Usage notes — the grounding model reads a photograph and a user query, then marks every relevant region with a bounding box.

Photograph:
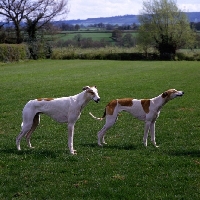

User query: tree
[73,34,82,47]
[0,0,29,43]
[0,0,69,43]
[112,29,122,42]
[138,0,196,60]
[121,33,136,47]
[137,24,155,56]
[24,0,69,40]
[74,24,80,31]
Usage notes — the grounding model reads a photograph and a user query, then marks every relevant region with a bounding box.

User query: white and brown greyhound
[16,86,100,154]
[89,89,184,147]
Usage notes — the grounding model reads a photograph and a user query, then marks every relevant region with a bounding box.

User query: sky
[66,0,200,20]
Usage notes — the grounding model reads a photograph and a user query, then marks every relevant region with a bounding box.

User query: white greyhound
[16,86,100,154]
[89,89,184,147]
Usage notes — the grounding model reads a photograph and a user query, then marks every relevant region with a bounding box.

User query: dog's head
[83,86,100,103]
[162,89,184,100]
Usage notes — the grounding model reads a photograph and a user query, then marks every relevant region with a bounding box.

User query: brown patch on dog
[83,86,97,91]
[37,98,54,101]
[162,92,168,98]
[105,98,133,115]
[118,98,133,107]
[106,100,117,115]
[162,89,176,98]
[141,99,150,113]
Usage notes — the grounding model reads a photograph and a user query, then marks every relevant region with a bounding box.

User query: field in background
[54,30,138,42]
[58,31,113,42]
[0,60,200,199]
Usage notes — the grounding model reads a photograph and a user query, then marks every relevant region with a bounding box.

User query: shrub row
[0,44,28,62]
[51,48,159,60]
[0,42,52,62]
[51,49,200,61]
[1,44,200,62]
[175,52,200,61]
[78,52,159,60]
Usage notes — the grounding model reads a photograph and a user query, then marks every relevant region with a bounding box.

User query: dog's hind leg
[26,113,40,149]
[97,126,108,146]
[16,122,33,150]
[16,110,36,150]
[98,115,117,146]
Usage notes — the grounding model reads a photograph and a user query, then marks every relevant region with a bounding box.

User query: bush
[52,47,200,61]
[175,52,186,61]
[27,41,52,60]
[0,44,27,62]
[51,47,159,61]
[175,51,200,61]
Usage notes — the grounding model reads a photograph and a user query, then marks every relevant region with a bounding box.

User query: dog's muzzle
[94,98,100,103]
[177,91,184,97]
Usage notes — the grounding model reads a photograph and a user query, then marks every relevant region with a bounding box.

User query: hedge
[0,44,28,62]
[51,51,160,61]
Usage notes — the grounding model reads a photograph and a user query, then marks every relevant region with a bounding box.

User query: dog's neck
[151,94,170,112]
[72,90,92,110]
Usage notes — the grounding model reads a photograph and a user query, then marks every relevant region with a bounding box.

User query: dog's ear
[162,91,168,98]
[82,86,90,91]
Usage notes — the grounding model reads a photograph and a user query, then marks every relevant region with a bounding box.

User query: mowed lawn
[0,60,200,199]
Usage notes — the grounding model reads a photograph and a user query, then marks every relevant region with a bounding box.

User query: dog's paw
[143,142,147,147]
[70,150,77,155]
[152,141,159,148]
[103,142,107,145]
[17,146,21,151]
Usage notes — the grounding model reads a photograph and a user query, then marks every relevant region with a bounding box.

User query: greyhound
[16,86,100,154]
[89,89,184,147]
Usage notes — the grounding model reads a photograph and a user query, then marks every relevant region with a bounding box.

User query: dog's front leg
[150,122,159,148]
[143,121,151,147]
[67,123,76,155]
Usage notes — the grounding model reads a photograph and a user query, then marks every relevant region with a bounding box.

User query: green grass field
[63,32,113,41]
[56,31,113,43]
[0,60,200,199]
[56,31,138,42]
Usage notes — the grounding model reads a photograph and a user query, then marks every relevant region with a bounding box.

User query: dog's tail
[89,109,106,121]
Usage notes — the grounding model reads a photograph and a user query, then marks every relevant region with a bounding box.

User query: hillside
[61,12,200,25]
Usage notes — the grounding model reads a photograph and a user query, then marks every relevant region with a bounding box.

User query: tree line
[59,21,200,32]
[59,22,139,31]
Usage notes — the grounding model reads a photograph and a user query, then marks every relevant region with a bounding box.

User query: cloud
[177,3,200,12]
[67,0,142,20]
[67,0,200,20]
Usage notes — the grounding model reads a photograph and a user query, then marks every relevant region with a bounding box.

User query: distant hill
[60,12,200,25]
[62,15,139,26]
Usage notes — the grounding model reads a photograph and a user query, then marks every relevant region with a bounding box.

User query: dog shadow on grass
[81,143,137,151]
[0,148,62,159]
[166,149,200,158]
